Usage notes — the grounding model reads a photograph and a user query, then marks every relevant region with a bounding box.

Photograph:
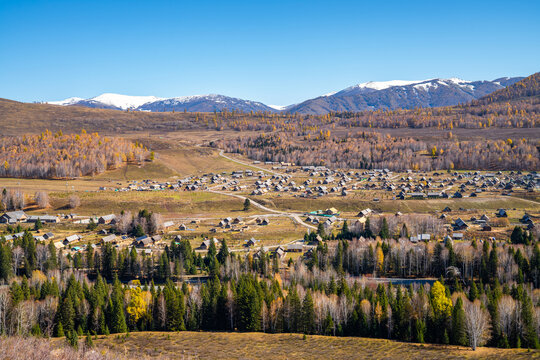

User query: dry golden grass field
[86,331,539,360]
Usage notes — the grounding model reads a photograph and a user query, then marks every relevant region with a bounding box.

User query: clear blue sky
[1,0,539,106]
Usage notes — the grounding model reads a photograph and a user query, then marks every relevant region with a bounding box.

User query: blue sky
[0,0,539,106]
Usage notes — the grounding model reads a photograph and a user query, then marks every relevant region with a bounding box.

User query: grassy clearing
[44,190,251,217]
[157,146,257,176]
[91,161,179,181]
[88,331,538,360]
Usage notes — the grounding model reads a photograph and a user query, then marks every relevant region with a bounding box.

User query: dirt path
[206,188,316,231]
[218,150,285,176]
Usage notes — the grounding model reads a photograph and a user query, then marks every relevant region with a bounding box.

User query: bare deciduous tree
[149,213,164,234]
[497,295,517,339]
[12,246,24,277]
[68,195,81,209]
[38,296,58,337]
[34,191,49,209]
[465,300,491,350]
[116,211,132,234]
[0,289,10,335]
[36,244,49,272]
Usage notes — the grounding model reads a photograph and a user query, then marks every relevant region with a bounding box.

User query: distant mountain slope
[42,75,526,115]
[286,77,524,114]
[475,73,540,105]
[48,93,275,113]
[137,94,275,112]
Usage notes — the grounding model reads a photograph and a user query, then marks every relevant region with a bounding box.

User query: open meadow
[84,331,539,360]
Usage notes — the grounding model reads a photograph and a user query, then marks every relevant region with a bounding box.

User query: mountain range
[46,76,523,115]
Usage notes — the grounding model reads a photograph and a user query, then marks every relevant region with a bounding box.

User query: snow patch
[355,79,425,90]
[88,93,164,109]
[48,97,84,106]
[268,104,287,111]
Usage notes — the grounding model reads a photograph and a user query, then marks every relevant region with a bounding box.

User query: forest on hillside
[475,73,540,105]
[218,131,540,171]
[0,130,150,179]
[0,226,539,351]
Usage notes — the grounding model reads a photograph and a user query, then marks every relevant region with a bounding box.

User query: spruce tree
[110,277,127,333]
[57,322,64,337]
[379,218,389,239]
[85,331,94,348]
[217,239,230,264]
[469,281,478,301]
[451,297,467,346]
[33,218,43,231]
[243,198,251,211]
[302,291,315,334]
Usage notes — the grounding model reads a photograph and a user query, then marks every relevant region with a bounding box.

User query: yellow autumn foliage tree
[430,281,452,320]
[376,247,384,273]
[126,285,147,324]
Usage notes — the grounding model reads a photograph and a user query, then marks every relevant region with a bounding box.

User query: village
[1,159,538,268]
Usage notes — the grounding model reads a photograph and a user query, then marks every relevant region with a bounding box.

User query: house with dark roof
[27,215,59,223]
[0,211,27,224]
[453,218,469,230]
[496,209,508,218]
[101,234,117,244]
[98,214,116,224]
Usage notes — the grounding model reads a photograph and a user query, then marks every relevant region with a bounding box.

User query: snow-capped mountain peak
[355,79,427,91]
[286,76,524,114]
[44,75,523,115]
[87,93,164,110]
[48,97,84,106]
[46,93,276,113]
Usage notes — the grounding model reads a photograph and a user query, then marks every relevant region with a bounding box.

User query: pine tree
[236,275,261,332]
[451,297,467,346]
[317,222,325,237]
[341,220,350,239]
[59,297,75,334]
[110,277,127,333]
[66,330,78,348]
[56,322,64,337]
[364,218,373,238]
[469,281,478,301]
[511,226,524,244]
[521,290,539,349]
[217,239,230,264]
[302,291,315,334]
[323,311,334,335]
[33,218,43,231]
[243,198,251,211]
[0,244,11,281]
[379,218,389,239]
[85,331,94,348]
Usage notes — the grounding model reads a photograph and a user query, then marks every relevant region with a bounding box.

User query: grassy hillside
[0,98,201,135]
[88,331,538,360]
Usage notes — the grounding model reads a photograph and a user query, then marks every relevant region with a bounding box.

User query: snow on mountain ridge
[48,97,84,106]
[88,93,164,110]
[355,79,426,91]
[337,78,478,94]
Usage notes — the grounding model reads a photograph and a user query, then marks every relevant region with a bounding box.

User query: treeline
[0,250,538,351]
[0,130,150,179]
[0,228,208,283]
[307,235,540,287]
[218,131,540,171]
